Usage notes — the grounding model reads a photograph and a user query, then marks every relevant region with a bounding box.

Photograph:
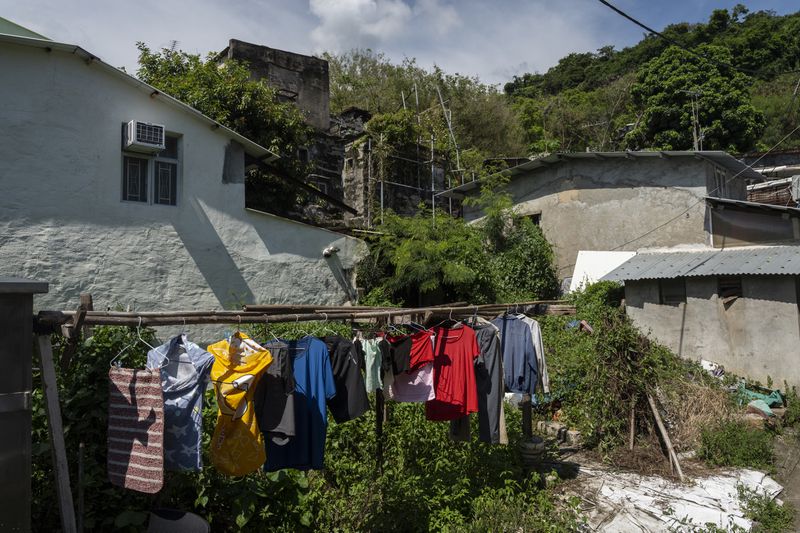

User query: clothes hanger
[261,315,282,344]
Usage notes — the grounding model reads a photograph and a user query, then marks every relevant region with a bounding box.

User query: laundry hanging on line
[106,310,551,491]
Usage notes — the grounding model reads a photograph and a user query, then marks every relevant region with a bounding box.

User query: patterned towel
[107,367,164,493]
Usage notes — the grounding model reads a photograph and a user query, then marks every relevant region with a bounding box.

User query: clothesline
[34,301,576,328]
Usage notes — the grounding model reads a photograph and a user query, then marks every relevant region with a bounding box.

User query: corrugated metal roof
[439,150,764,198]
[602,246,800,281]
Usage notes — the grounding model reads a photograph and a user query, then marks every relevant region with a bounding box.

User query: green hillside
[505,5,800,153]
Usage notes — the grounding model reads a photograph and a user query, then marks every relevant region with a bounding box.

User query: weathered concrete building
[441,151,763,279]
[603,245,800,387]
[342,140,448,226]
[220,39,330,131]
[0,29,365,325]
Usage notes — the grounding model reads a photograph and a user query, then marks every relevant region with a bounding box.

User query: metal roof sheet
[602,246,800,281]
[439,150,764,198]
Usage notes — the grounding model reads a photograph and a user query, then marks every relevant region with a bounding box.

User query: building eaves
[705,196,800,215]
[602,246,800,281]
[0,32,277,162]
[438,151,764,199]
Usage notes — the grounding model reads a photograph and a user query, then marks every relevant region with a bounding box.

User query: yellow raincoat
[207,333,272,476]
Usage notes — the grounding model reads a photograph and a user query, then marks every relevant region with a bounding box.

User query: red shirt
[425,326,480,421]
[386,330,435,371]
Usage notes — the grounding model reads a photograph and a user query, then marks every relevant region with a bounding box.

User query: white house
[0,27,366,319]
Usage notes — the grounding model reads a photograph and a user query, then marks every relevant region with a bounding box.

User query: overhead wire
[554,123,800,274]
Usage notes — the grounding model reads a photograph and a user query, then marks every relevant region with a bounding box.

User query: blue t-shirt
[265,336,336,471]
[147,335,214,471]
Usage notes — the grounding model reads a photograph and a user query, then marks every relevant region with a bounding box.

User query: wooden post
[629,400,636,451]
[0,277,48,532]
[521,393,532,438]
[38,335,77,532]
[79,293,93,338]
[375,389,385,475]
[647,393,684,482]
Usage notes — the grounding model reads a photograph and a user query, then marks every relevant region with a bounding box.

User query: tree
[625,44,765,152]
[325,49,527,158]
[135,44,318,219]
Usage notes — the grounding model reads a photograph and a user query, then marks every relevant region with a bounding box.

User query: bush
[738,484,796,532]
[700,421,775,471]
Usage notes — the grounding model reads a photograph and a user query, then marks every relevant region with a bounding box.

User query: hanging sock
[207,333,273,476]
[107,367,164,493]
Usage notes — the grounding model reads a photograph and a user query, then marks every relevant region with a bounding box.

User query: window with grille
[122,132,180,205]
[122,156,148,202]
[659,278,686,306]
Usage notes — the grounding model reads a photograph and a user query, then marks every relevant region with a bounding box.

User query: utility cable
[594,0,800,77]
[608,124,800,252]
[554,124,800,274]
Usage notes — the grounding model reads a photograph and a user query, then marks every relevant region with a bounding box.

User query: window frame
[120,132,181,206]
[718,276,743,306]
[659,278,686,306]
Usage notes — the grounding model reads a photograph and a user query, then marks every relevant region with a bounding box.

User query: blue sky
[1,1,797,85]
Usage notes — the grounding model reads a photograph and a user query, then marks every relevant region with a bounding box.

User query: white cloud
[309,0,413,51]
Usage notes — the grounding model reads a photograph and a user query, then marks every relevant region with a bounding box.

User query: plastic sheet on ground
[574,466,783,531]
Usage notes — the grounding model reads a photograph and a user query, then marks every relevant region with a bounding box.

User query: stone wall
[625,276,800,387]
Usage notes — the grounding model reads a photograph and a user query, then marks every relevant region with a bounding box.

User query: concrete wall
[625,276,800,387]
[225,39,330,131]
[462,157,743,277]
[0,40,366,332]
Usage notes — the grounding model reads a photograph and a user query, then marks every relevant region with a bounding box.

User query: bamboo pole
[647,393,684,482]
[36,302,576,328]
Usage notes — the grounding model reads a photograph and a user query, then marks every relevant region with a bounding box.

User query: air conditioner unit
[125,120,166,153]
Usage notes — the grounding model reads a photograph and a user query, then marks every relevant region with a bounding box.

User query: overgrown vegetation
[699,421,775,471]
[738,484,796,533]
[135,44,339,224]
[32,325,581,531]
[356,173,558,306]
[505,6,800,153]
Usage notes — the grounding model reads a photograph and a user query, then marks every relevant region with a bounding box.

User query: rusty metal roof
[602,246,800,281]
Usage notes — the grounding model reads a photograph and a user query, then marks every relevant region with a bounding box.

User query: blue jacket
[491,315,538,395]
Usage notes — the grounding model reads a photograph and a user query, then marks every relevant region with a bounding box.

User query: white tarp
[576,467,783,532]
[569,251,636,293]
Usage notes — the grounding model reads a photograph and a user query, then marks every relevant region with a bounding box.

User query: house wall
[462,157,742,277]
[0,41,366,333]
[625,276,800,387]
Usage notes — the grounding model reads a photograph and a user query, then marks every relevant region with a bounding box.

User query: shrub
[738,484,796,532]
[699,421,774,471]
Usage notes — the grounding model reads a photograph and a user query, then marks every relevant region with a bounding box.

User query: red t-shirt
[386,330,435,371]
[425,326,480,421]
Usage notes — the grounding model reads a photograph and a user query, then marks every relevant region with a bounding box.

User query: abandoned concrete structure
[220,39,330,131]
[441,151,763,278]
[603,245,800,387]
[342,140,448,226]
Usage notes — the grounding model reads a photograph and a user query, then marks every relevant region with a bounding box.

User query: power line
[554,124,800,274]
[594,0,800,77]
[609,124,800,252]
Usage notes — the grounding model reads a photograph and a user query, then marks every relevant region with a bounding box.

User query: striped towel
[108,367,164,493]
